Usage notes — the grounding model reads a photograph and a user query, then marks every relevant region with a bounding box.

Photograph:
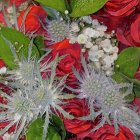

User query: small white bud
[65,10,69,15]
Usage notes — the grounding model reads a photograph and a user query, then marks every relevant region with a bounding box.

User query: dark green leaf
[0,26,40,69]
[47,126,61,140]
[26,116,65,140]
[134,85,140,97]
[70,0,108,17]
[114,47,140,78]
[26,119,44,140]
[33,36,45,57]
[51,115,66,140]
[35,0,67,12]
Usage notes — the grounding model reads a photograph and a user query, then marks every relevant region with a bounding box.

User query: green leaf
[134,85,140,97]
[51,115,66,140]
[0,26,40,69]
[70,0,108,17]
[125,92,135,102]
[112,72,127,83]
[26,119,44,140]
[35,0,67,12]
[33,36,45,57]
[114,47,140,78]
[26,116,65,140]
[47,126,61,140]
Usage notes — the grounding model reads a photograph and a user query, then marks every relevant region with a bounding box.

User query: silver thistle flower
[66,55,110,119]
[91,81,133,133]
[32,57,75,140]
[0,89,39,140]
[68,55,140,135]
[44,19,69,45]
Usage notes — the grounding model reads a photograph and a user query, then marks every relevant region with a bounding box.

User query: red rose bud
[18,5,47,35]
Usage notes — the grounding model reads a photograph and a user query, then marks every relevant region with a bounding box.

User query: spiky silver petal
[118,107,140,135]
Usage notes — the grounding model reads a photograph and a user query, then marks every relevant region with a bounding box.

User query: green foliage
[134,85,140,97]
[114,47,140,78]
[35,0,67,12]
[0,26,40,69]
[26,115,66,140]
[113,47,140,100]
[70,0,108,17]
[33,36,45,57]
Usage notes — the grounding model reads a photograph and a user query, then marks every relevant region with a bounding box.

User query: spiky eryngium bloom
[0,89,39,140]
[4,38,53,88]
[90,81,134,132]
[117,106,140,135]
[43,18,69,45]
[68,55,140,135]
[31,57,75,140]
[66,55,110,119]
[3,38,40,87]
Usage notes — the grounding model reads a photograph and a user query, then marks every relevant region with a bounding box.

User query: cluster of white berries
[69,16,118,76]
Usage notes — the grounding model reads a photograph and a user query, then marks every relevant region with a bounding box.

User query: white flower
[77,34,88,44]
[112,53,118,60]
[81,16,93,24]
[70,22,80,32]
[112,47,119,53]
[100,39,113,53]
[89,49,104,62]
[97,25,107,32]
[94,61,101,69]
[85,42,93,48]
[83,28,97,38]
[69,34,77,44]
[92,19,99,27]
[102,56,114,67]
[0,67,7,74]
[91,45,98,51]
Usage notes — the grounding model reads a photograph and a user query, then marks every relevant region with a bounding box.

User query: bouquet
[0,0,140,140]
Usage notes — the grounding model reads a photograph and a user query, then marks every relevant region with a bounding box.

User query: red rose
[41,39,83,86]
[105,0,139,17]
[116,14,140,47]
[91,124,135,140]
[62,98,95,139]
[18,5,47,34]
